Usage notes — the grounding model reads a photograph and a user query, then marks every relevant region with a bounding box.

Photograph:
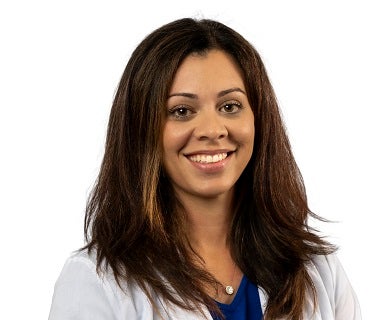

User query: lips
[188,153,228,163]
[184,150,235,166]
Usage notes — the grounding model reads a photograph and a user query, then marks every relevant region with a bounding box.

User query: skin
[163,49,255,303]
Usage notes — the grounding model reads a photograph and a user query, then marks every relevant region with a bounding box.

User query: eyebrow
[168,87,246,99]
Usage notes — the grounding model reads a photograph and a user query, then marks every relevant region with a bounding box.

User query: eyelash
[167,106,195,119]
[168,101,243,120]
[219,101,242,113]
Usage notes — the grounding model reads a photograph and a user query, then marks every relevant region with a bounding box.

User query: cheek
[236,121,255,147]
[162,123,191,155]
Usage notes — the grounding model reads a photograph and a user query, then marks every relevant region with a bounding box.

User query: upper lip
[184,149,235,156]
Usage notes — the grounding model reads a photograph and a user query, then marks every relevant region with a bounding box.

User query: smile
[188,153,228,164]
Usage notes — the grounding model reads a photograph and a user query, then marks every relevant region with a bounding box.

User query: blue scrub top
[210,275,263,320]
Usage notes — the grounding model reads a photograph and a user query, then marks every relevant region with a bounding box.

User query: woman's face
[162,50,254,200]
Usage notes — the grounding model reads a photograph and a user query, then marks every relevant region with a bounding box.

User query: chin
[192,184,235,199]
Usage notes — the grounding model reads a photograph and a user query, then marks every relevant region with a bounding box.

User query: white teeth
[189,153,228,163]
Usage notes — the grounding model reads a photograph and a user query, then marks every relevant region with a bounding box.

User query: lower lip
[186,153,232,173]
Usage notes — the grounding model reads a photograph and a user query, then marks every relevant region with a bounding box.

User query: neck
[174,188,242,304]
[176,189,234,253]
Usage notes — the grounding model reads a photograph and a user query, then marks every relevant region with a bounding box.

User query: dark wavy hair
[84,18,335,320]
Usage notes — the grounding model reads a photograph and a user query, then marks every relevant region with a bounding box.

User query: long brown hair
[84,18,335,319]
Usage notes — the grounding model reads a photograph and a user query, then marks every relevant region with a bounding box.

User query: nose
[193,110,228,141]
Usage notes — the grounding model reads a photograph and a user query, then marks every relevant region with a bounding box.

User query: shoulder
[309,253,342,291]
[55,250,101,282]
[306,254,362,320]
[51,250,118,298]
[48,250,153,320]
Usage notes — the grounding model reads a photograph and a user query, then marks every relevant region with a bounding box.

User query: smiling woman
[48,18,361,320]
[163,50,254,200]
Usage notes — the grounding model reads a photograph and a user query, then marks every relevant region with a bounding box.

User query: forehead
[169,50,245,94]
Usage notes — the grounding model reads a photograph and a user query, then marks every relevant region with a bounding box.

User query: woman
[49,18,361,319]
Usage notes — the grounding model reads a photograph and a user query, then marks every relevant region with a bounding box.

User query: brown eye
[168,105,195,120]
[219,102,241,114]
[174,108,189,116]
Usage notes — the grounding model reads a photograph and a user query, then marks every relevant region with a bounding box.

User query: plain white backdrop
[0,0,390,318]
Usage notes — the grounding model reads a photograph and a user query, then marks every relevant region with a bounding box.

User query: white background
[0,1,390,319]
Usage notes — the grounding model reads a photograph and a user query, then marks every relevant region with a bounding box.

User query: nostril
[194,118,229,140]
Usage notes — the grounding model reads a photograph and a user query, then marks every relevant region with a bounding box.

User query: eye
[219,101,242,114]
[167,105,195,120]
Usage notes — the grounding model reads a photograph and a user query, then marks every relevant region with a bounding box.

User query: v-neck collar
[215,275,248,311]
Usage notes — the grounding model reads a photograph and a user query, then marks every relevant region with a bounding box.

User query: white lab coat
[49,250,361,319]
